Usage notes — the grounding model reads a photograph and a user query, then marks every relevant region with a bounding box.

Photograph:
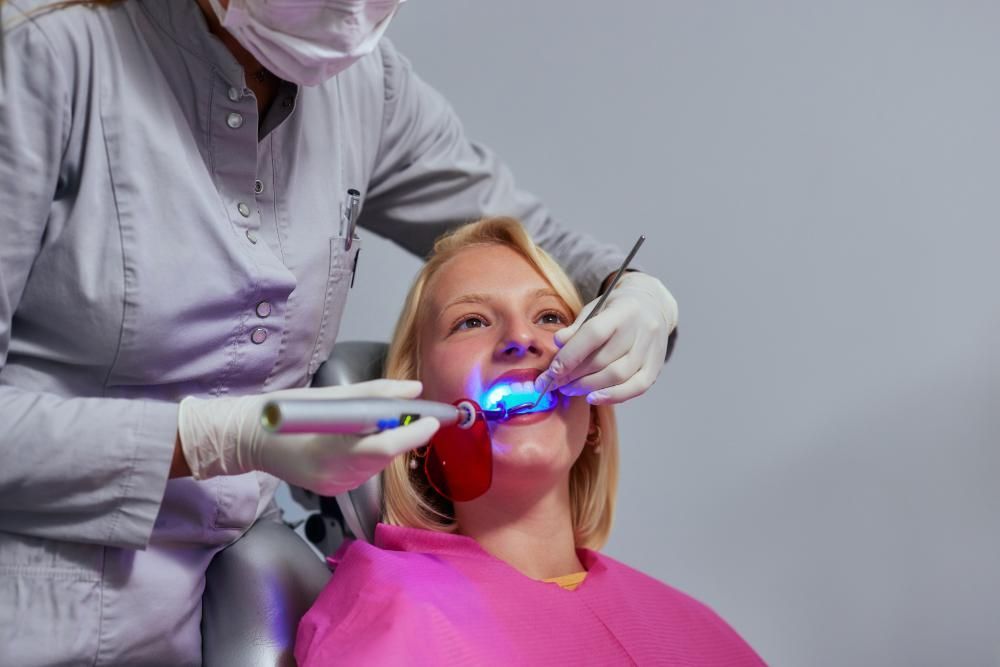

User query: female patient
[296,218,763,665]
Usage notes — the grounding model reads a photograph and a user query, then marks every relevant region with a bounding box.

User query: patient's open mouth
[481,368,558,419]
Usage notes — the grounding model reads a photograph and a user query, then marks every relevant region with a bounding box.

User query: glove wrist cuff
[177,395,256,480]
[623,272,678,330]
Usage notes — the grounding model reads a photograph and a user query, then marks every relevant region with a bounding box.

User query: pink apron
[296,524,765,665]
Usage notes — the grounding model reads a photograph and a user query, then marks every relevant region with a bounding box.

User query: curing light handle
[261,398,476,435]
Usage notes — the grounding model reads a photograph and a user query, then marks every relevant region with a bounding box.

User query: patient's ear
[586,409,602,454]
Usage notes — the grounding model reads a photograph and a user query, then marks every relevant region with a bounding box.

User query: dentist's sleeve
[0,12,178,549]
[361,39,630,302]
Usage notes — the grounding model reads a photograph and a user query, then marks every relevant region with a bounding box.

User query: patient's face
[418,245,590,483]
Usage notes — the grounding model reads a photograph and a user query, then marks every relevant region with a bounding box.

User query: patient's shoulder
[296,537,511,665]
[592,550,715,608]
[590,552,763,661]
[331,536,465,588]
[320,535,483,619]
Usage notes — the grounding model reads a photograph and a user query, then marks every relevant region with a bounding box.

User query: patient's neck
[454,477,584,581]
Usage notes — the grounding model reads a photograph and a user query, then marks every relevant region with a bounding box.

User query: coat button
[250,327,267,344]
[237,202,251,217]
[246,229,258,244]
[255,301,272,318]
[228,87,241,102]
[227,112,244,129]
[254,180,264,194]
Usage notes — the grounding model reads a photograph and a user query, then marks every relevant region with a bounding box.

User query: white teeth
[489,379,538,400]
[488,386,510,404]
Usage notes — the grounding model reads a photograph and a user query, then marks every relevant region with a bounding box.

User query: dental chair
[201,341,389,667]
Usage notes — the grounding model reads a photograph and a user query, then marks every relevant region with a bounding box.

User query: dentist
[0,0,678,664]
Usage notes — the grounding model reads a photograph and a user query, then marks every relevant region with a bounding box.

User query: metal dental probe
[505,234,646,416]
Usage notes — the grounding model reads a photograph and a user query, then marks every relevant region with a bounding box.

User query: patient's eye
[452,315,489,332]
[537,310,568,326]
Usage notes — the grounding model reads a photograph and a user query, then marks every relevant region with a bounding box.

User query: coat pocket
[307,235,362,377]
[0,533,103,665]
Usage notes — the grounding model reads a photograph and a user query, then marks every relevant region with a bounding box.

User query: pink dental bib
[296,524,764,666]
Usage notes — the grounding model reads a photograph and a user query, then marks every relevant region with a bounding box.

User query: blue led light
[480,381,558,416]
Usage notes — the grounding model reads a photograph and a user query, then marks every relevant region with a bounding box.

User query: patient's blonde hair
[381,217,619,550]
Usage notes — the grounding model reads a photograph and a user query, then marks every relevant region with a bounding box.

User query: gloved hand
[177,379,440,496]
[534,272,678,405]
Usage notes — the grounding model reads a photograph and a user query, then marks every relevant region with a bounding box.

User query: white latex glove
[534,272,678,405]
[177,379,439,496]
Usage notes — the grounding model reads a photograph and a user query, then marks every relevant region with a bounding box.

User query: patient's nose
[495,318,544,360]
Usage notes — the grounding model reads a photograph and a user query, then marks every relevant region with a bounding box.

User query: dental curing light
[262,398,480,434]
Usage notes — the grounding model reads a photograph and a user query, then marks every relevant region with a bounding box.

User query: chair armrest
[202,520,331,667]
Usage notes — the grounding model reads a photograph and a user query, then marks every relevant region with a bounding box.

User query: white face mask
[207,0,404,86]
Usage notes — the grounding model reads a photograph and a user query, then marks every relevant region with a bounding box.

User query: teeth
[486,378,541,408]
[484,385,509,408]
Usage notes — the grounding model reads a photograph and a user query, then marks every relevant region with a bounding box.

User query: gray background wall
[296,2,1000,665]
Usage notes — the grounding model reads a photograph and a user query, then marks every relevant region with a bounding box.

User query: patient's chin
[490,434,581,480]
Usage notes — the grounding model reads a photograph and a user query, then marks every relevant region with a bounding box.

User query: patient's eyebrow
[530,288,562,302]
[439,288,563,315]
[442,293,493,310]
